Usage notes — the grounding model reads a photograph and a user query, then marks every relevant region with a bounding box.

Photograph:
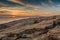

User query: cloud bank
[0,0,60,16]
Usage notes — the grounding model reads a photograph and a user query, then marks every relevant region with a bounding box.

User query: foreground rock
[0,15,60,40]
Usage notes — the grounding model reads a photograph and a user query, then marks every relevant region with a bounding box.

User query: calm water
[0,17,29,24]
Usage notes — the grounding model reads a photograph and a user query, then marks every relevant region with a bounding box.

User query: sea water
[0,17,29,24]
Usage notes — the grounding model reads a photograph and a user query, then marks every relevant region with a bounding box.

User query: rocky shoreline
[0,15,60,40]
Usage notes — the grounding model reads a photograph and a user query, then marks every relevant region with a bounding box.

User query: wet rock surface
[0,15,60,40]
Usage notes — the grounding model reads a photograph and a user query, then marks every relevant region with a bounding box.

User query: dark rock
[0,15,60,40]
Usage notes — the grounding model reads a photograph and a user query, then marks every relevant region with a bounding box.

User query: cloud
[10,0,60,6]
[0,7,60,16]
[0,0,60,16]
[0,0,60,7]
[0,0,24,7]
[8,0,41,8]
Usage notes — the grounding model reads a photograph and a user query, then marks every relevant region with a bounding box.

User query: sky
[0,0,60,16]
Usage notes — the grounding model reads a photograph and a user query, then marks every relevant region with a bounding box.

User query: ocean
[0,17,30,24]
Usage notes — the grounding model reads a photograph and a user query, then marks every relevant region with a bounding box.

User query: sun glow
[0,7,60,16]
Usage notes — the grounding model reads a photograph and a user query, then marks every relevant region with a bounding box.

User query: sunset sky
[0,0,60,16]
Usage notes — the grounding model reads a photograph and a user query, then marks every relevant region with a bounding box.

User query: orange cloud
[8,11,56,16]
[0,7,60,16]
